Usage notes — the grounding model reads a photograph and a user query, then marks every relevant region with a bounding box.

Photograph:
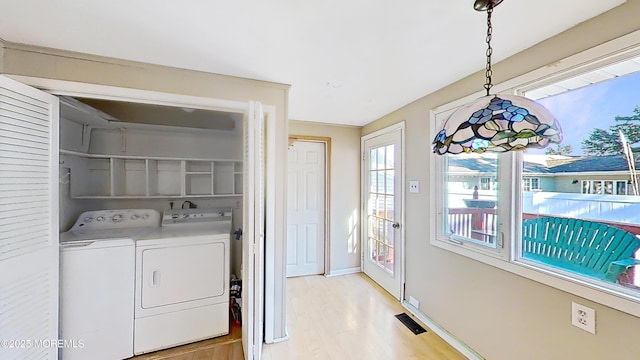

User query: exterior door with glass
[362,124,403,300]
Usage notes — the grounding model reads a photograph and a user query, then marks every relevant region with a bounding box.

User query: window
[431,37,640,316]
[442,154,499,249]
[479,176,496,190]
[523,177,540,191]
[582,180,630,195]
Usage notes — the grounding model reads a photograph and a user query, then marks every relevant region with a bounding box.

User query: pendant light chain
[484,6,494,96]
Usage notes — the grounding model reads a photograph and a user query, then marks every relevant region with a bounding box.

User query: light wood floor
[129,322,243,360]
[263,273,466,360]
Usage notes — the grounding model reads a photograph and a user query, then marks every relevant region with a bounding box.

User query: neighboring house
[448,154,639,196]
[545,155,638,195]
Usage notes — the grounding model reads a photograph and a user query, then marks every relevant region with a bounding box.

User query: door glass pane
[386,145,394,169]
[370,149,377,170]
[386,222,395,246]
[370,238,377,261]
[386,170,394,194]
[377,147,385,169]
[367,143,398,275]
[377,171,385,193]
[384,245,394,272]
[370,216,378,238]
[370,172,377,193]
[385,196,394,221]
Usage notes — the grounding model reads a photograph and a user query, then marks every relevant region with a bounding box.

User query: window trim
[581,179,630,195]
[429,29,640,317]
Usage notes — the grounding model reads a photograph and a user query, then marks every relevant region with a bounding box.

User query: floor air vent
[395,313,427,335]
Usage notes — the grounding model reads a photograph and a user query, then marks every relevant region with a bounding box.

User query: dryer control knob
[96,216,105,222]
[112,214,123,222]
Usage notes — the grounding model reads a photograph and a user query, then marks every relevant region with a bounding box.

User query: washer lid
[60,238,134,249]
[60,227,155,242]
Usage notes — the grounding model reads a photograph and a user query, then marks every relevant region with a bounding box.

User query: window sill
[431,238,640,317]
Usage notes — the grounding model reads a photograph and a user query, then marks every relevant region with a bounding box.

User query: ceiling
[0,0,626,126]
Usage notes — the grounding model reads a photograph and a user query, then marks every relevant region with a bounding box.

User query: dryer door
[141,241,226,308]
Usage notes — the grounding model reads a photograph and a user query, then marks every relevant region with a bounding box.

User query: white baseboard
[402,301,484,360]
[266,328,289,344]
[325,267,361,277]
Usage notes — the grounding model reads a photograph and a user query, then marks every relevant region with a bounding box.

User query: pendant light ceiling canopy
[432,0,562,155]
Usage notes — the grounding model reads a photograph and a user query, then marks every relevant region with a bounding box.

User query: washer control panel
[70,209,161,231]
[162,208,232,226]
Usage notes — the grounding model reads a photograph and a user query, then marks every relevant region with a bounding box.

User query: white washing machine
[133,208,231,355]
[59,209,160,360]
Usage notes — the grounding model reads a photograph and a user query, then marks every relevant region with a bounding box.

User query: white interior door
[0,75,60,359]
[286,141,326,277]
[242,101,265,360]
[362,124,404,300]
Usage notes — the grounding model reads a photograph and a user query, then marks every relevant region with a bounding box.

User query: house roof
[448,157,552,174]
[448,154,639,175]
[546,155,637,173]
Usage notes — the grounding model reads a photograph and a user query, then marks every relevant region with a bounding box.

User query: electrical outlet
[571,302,596,334]
[409,296,420,309]
[409,181,420,193]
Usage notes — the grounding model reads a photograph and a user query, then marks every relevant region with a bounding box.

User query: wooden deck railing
[448,207,497,244]
[448,208,640,238]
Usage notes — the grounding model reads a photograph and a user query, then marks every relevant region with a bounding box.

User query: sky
[527,71,640,156]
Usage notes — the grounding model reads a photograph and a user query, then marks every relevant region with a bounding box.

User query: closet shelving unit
[61,150,243,199]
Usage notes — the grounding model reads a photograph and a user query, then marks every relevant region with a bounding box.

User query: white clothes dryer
[133,208,231,355]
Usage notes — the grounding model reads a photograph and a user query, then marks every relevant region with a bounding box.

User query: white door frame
[360,121,406,301]
[287,136,331,276]
[9,75,273,359]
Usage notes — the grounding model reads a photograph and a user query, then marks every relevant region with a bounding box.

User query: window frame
[523,177,540,192]
[429,30,640,317]
[581,179,630,195]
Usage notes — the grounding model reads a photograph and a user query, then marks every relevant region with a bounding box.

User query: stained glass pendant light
[432,0,562,155]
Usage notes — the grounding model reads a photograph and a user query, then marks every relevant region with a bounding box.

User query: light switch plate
[409,181,420,193]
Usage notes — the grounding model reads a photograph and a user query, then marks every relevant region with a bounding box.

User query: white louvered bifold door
[241,101,265,360]
[0,76,59,360]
